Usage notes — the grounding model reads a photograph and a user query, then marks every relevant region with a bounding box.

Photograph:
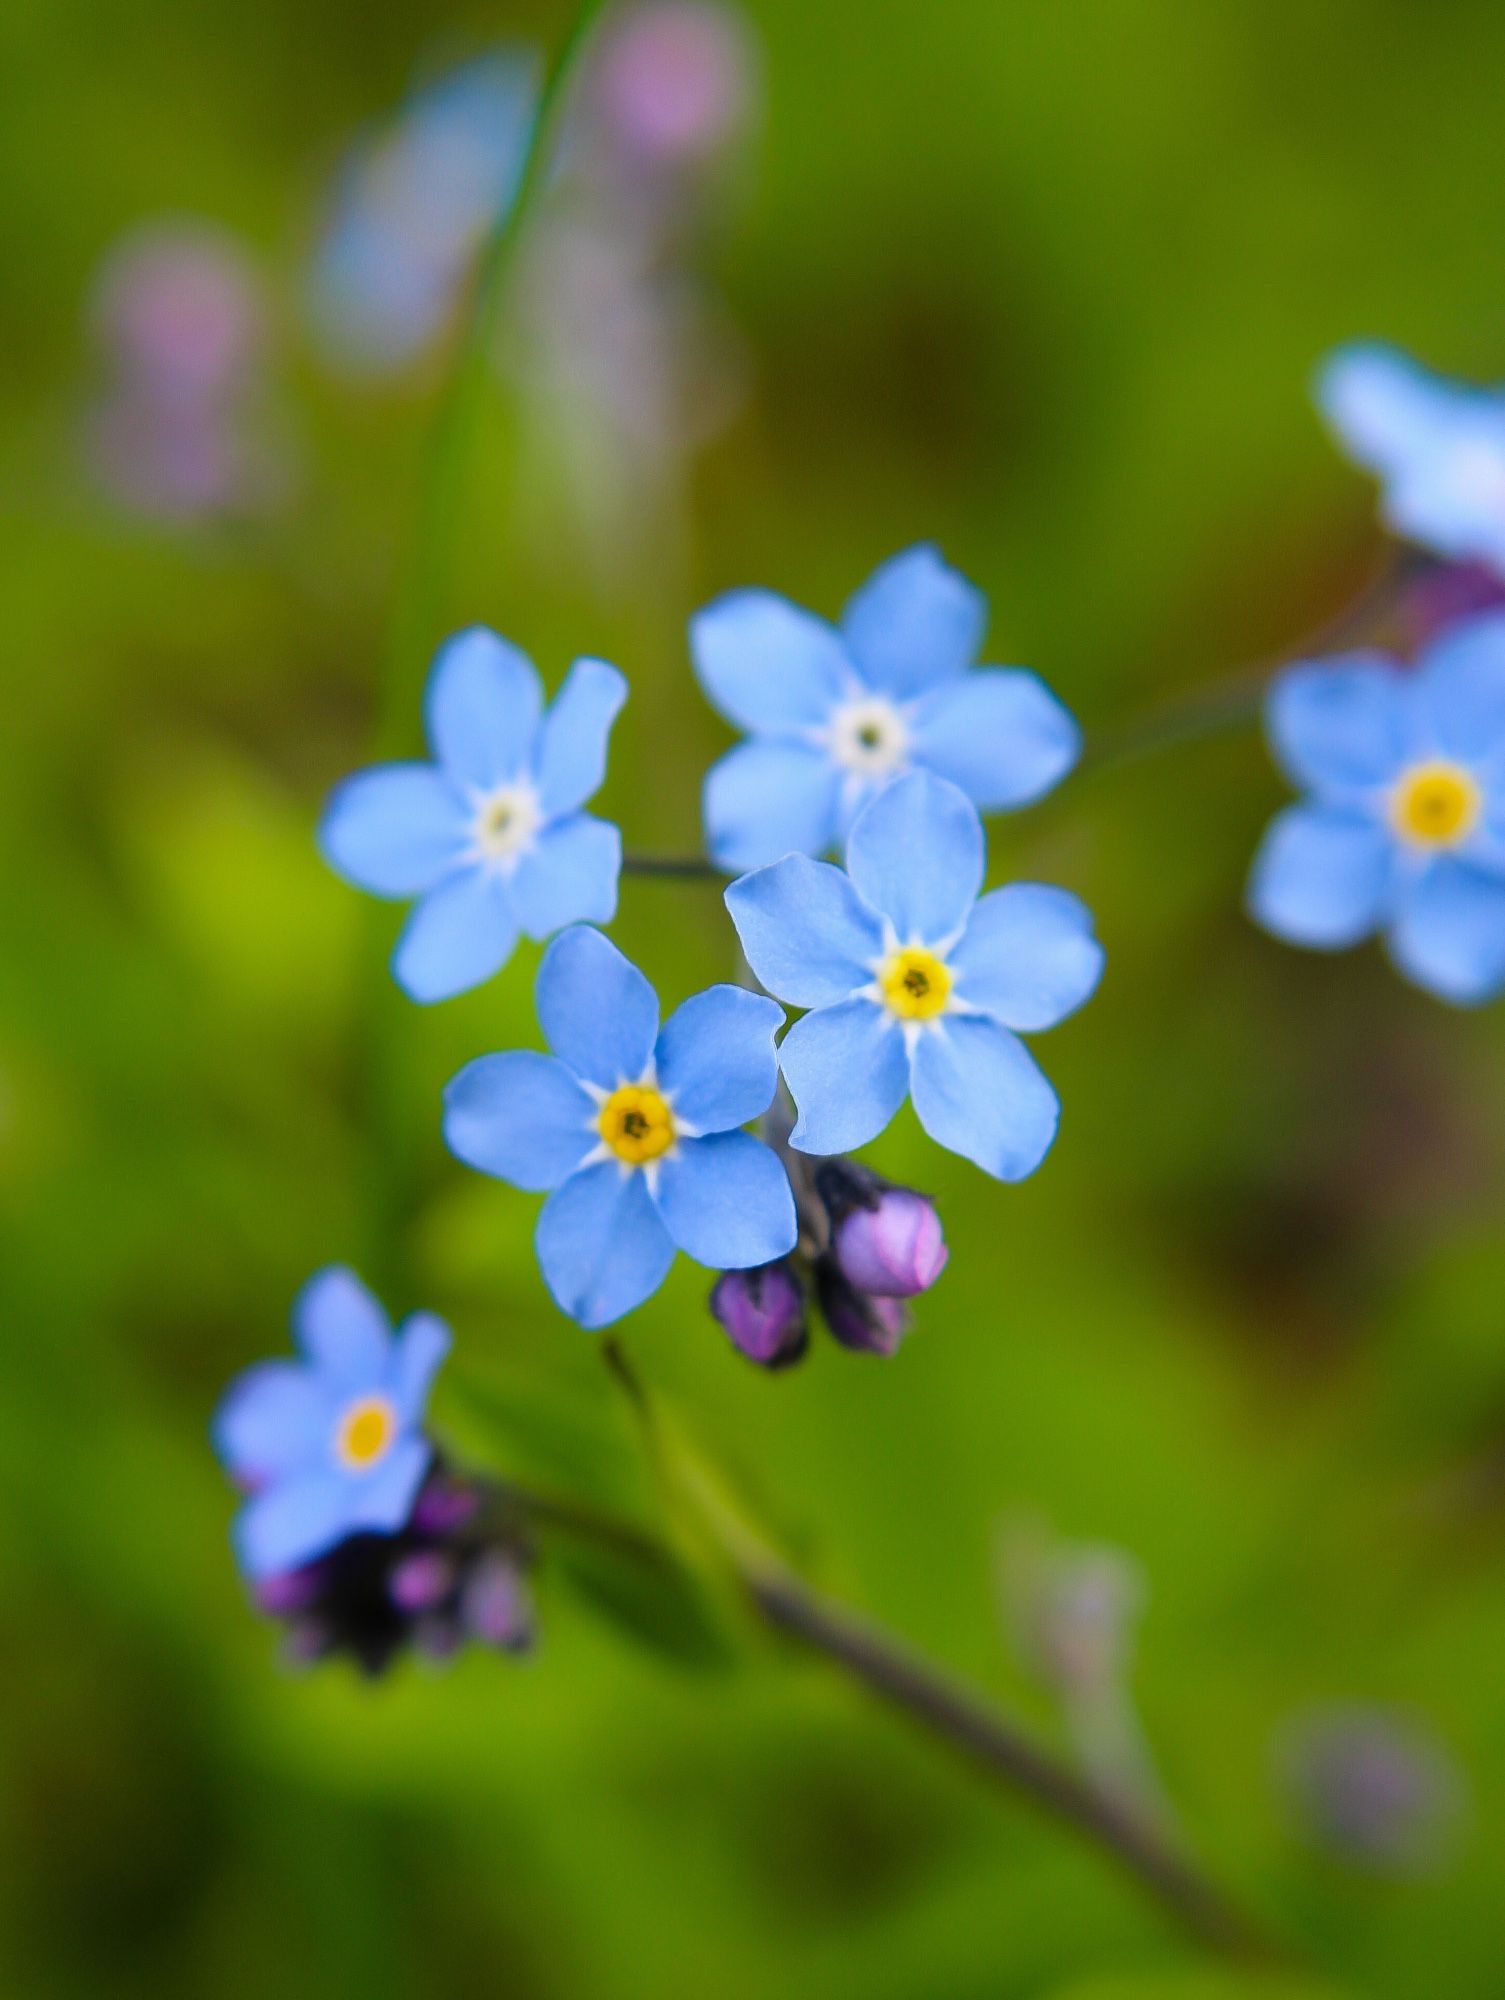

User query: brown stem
[621,851,726,880]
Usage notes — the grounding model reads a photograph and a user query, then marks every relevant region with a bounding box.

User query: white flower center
[471,782,543,869]
[827,695,910,776]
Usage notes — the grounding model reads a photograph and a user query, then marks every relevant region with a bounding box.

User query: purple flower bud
[1277,1706,1463,1874]
[815,1258,910,1356]
[462,1554,534,1652]
[832,1189,947,1298]
[709,1261,807,1368]
[389,1551,456,1614]
[410,1475,482,1538]
[592,2,755,170]
[253,1565,326,1617]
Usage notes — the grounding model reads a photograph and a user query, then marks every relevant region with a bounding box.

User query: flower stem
[621,851,725,880]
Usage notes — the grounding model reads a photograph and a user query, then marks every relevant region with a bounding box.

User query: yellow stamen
[879,946,952,1021]
[598,1083,676,1165]
[1390,761,1481,848]
[335,1394,396,1471]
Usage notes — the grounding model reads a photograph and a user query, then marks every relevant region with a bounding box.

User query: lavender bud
[253,1565,326,1617]
[410,1475,482,1538]
[462,1554,534,1652]
[1277,1705,1463,1874]
[389,1551,456,1615]
[814,1257,910,1356]
[709,1261,807,1368]
[832,1189,947,1298]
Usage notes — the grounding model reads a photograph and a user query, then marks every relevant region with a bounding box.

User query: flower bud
[814,1257,910,1356]
[709,1261,807,1368]
[462,1554,534,1652]
[832,1189,947,1298]
[389,1550,456,1614]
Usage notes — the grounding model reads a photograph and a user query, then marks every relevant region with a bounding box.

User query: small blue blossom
[692,543,1080,871]
[726,770,1104,1179]
[320,626,627,1002]
[443,925,797,1329]
[1249,613,1505,1004]
[1318,343,1505,576]
[213,1268,451,1580]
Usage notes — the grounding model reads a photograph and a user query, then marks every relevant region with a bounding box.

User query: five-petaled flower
[1318,343,1505,577]
[1249,613,1505,1003]
[320,625,627,1002]
[213,1267,451,1580]
[443,924,798,1328]
[726,770,1104,1179]
[692,543,1080,871]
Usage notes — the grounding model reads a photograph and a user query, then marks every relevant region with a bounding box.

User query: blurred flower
[1277,1705,1464,1874]
[709,1259,807,1367]
[319,626,627,1002]
[84,219,285,520]
[251,1464,534,1676]
[727,770,1104,1177]
[443,924,796,1328]
[1248,613,1505,1003]
[816,1160,947,1298]
[585,2,755,175]
[1000,1521,1144,1701]
[693,546,1080,871]
[308,51,540,375]
[1319,343,1505,577]
[213,1267,450,1580]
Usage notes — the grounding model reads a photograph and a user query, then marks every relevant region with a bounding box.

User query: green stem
[622,851,725,880]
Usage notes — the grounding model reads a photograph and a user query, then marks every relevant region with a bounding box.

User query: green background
[6,1,1505,1993]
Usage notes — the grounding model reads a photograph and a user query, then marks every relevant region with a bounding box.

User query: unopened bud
[710,1261,807,1368]
[814,1256,910,1356]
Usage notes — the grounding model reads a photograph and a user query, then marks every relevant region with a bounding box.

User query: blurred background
[6,1,1505,1994]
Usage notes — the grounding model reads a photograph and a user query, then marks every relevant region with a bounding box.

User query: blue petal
[234,1471,358,1579]
[534,658,628,816]
[537,925,659,1089]
[652,1131,797,1268]
[909,669,1079,810]
[318,763,468,897]
[1266,656,1413,795]
[509,815,621,940]
[535,1161,676,1329]
[725,854,883,1007]
[346,1436,431,1534]
[691,589,849,733]
[779,998,910,1154]
[1247,804,1394,949]
[953,885,1105,1031]
[845,770,984,942]
[294,1267,390,1386]
[1387,859,1505,1004]
[703,739,842,870]
[910,1016,1059,1180]
[841,544,986,697]
[1316,343,1457,476]
[424,626,542,789]
[393,866,518,1002]
[1415,612,1505,764]
[655,985,785,1131]
[213,1362,330,1482]
[391,1313,451,1425]
[1387,432,1505,569]
[443,1050,598,1191]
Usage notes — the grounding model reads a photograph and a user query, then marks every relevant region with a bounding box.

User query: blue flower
[692,543,1080,871]
[1248,614,1505,1004]
[213,1267,450,1580]
[1318,343,1505,576]
[726,770,1104,1179]
[320,626,627,1002]
[443,925,797,1329]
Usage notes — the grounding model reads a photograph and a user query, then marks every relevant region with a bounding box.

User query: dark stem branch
[621,851,726,880]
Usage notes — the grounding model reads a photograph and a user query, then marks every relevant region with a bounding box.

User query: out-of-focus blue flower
[213,1268,450,1581]
[320,626,627,1002]
[726,770,1103,1178]
[1318,343,1505,576]
[1248,613,1505,1003]
[309,52,539,376]
[692,545,1080,871]
[444,925,797,1328]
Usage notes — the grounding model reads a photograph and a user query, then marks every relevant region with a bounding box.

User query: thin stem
[621,851,726,880]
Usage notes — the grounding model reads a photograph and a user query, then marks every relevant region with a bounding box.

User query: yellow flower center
[598,1083,676,1165]
[1390,761,1481,848]
[334,1394,397,1471]
[879,946,952,1021]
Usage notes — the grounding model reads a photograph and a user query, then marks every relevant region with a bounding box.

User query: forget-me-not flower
[320,626,627,1002]
[444,924,797,1328]
[726,770,1104,1179]
[1318,343,1505,577]
[1248,613,1505,1004]
[692,543,1080,871]
[213,1267,450,1580]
